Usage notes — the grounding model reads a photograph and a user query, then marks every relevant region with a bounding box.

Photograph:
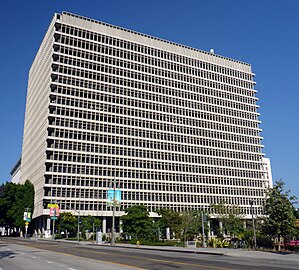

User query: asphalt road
[0,238,298,270]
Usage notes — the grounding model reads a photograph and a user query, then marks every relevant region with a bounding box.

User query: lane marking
[67,268,76,270]
[11,242,234,270]
[12,243,145,270]
[76,248,235,270]
[51,251,146,270]
[32,256,37,258]
[46,261,53,264]
[146,257,235,270]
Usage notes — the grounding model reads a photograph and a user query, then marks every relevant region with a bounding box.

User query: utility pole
[92,218,95,244]
[201,212,206,248]
[249,200,257,250]
[111,178,116,246]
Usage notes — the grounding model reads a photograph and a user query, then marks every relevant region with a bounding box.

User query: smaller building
[10,158,21,184]
[262,157,273,189]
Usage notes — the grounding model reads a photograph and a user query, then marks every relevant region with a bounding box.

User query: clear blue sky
[0,0,298,200]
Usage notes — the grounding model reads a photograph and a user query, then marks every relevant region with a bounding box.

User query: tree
[0,180,34,234]
[121,205,155,241]
[0,182,16,228]
[262,180,297,250]
[57,212,77,237]
[156,208,182,239]
[180,211,202,241]
[81,215,102,239]
[211,203,244,239]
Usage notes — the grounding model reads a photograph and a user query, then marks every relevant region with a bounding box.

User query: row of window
[49,125,260,153]
[55,50,257,108]
[47,150,262,170]
[57,23,253,80]
[52,95,259,128]
[55,42,254,90]
[51,83,258,121]
[50,116,260,145]
[45,195,263,214]
[53,47,255,102]
[48,137,262,162]
[45,183,265,197]
[54,64,255,109]
[47,162,263,179]
[46,174,266,188]
[50,104,260,138]
[47,186,264,202]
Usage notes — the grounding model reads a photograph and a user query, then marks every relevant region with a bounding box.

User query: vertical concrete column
[166,227,170,240]
[219,221,223,236]
[207,221,211,238]
[102,217,107,234]
[119,220,123,233]
[46,218,51,230]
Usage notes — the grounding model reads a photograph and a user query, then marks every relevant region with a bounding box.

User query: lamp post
[77,210,80,242]
[249,200,257,250]
[111,178,117,246]
[201,212,207,248]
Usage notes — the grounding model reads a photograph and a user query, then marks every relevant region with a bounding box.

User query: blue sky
[0,0,298,200]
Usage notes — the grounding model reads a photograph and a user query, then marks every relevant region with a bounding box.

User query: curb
[32,238,225,256]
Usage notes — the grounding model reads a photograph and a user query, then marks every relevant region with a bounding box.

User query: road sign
[25,222,29,226]
[49,205,60,217]
[47,203,59,208]
[23,211,31,222]
[51,216,58,220]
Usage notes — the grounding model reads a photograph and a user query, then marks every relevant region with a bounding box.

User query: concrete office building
[20,12,271,233]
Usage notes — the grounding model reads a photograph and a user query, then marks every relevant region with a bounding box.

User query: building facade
[10,158,21,184]
[20,12,270,232]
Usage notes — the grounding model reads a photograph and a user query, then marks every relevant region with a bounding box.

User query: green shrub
[54,234,63,240]
[128,239,184,247]
[208,237,229,248]
[65,237,83,241]
[102,234,107,242]
[256,235,273,249]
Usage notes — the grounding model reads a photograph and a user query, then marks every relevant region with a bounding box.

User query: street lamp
[249,200,257,250]
[111,178,117,246]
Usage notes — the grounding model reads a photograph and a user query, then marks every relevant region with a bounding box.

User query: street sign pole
[48,204,59,240]
[23,207,31,238]
[52,208,56,240]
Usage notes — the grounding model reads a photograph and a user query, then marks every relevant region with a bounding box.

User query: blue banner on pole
[107,189,122,205]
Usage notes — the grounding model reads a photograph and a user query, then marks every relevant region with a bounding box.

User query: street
[0,238,298,270]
